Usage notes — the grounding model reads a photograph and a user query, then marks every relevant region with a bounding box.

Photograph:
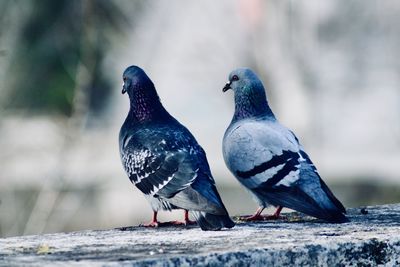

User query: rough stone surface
[1,204,400,266]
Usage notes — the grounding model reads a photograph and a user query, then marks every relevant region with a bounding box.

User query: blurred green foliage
[4,0,132,116]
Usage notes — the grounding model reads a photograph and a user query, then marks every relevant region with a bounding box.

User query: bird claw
[166,219,197,226]
[239,214,284,221]
[140,221,159,228]
[239,214,265,221]
[140,220,197,227]
[184,219,197,226]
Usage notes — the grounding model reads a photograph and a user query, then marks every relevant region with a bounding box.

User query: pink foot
[166,219,196,226]
[184,219,197,225]
[240,213,283,221]
[140,211,159,227]
[240,214,265,221]
[140,220,159,227]
[240,207,265,221]
[166,210,196,226]
[139,210,197,227]
[183,210,196,225]
[264,206,284,220]
[239,206,284,221]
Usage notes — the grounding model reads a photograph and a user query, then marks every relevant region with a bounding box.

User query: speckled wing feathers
[121,131,199,198]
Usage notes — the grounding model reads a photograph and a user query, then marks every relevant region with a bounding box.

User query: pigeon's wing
[223,120,301,190]
[120,127,227,215]
[297,150,346,214]
[160,136,231,215]
[120,133,197,197]
[256,145,348,222]
[172,145,231,215]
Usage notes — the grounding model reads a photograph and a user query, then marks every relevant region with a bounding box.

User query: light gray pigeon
[222,68,348,223]
[119,65,235,230]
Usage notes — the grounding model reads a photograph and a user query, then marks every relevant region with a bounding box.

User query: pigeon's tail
[264,192,349,223]
[257,185,349,223]
[304,175,348,223]
[301,200,349,223]
[189,173,235,230]
[315,182,349,223]
[320,209,349,223]
[191,211,235,231]
[280,165,349,223]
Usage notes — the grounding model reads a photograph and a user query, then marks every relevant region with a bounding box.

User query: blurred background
[1,0,399,238]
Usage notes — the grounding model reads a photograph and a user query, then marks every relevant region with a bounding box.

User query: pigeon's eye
[231,75,239,81]
[123,77,126,81]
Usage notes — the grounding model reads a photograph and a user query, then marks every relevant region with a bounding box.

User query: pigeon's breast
[223,121,270,174]
[223,120,300,185]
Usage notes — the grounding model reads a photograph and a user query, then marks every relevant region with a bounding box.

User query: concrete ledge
[1,204,400,266]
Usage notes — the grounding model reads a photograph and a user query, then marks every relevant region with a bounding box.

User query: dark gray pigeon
[222,68,348,223]
[119,65,234,230]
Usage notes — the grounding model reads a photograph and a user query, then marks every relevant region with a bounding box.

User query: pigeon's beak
[122,81,127,94]
[222,81,231,92]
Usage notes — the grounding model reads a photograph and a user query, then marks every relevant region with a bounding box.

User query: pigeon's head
[121,65,166,120]
[223,68,265,97]
[122,65,154,95]
[223,68,274,120]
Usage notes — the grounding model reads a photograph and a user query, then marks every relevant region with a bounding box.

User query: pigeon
[222,68,348,223]
[119,65,235,230]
